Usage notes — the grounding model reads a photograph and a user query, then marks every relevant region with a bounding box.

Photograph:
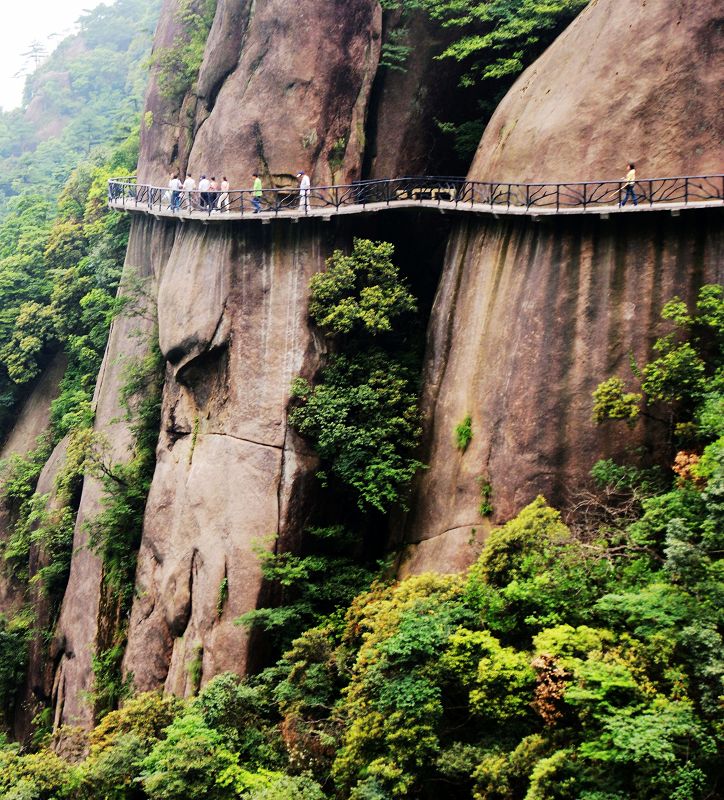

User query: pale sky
[0,0,110,111]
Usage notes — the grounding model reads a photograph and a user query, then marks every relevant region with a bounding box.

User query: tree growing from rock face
[292,237,423,514]
[380,0,589,158]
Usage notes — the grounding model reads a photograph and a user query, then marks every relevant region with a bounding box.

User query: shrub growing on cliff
[290,352,423,513]
[593,284,723,442]
[309,238,417,337]
[454,415,473,451]
[292,238,423,513]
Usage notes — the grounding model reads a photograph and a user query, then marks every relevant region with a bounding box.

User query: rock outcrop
[140,0,382,188]
[51,217,175,728]
[122,221,336,693]
[401,0,724,571]
[0,354,66,622]
[470,0,723,181]
[4,0,721,731]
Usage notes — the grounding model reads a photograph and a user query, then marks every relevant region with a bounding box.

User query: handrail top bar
[109,173,724,193]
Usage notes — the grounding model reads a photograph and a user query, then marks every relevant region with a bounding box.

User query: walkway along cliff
[0,0,722,735]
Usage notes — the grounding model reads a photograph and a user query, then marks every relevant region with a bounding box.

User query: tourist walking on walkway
[169,174,181,212]
[620,163,638,207]
[198,175,211,210]
[218,176,230,212]
[297,170,310,212]
[209,177,219,210]
[183,173,196,210]
[252,173,263,213]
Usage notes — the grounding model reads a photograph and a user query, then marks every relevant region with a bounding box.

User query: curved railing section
[108,174,724,219]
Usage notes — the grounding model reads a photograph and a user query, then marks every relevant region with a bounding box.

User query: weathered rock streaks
[51,216,174,728]
[470,0,724,182]
[403,212,722,563]
[1,0,721,731]
[140,0,382,187]
[123,222,330,693]
[401,0,724,571]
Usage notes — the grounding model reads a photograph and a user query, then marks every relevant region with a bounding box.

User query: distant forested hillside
[0,0,161,437]
[0,0,161,212]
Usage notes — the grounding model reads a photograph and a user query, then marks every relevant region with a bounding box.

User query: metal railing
[108,174,724,218]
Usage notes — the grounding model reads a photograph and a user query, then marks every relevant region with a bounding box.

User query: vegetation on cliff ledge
[2,282,720,799]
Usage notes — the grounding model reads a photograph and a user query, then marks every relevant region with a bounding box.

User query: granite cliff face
[1,0,721,733]
[51,218,174,729]
[400,0,724,571]
[140,0,382,187]
[469,0,723,182]
[122,221,333,694]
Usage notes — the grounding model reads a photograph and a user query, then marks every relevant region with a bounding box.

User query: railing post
[556,184,560,212]
[649,180,653,207]
[582,183,587,210]
[684,177,688,206]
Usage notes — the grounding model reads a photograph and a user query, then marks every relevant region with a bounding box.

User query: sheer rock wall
[122,221,335,694]
[139,0,382,188]
[400,0,724,571]
[3,0,722,730]
[51,217,175,728]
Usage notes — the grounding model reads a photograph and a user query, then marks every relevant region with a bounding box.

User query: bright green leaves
[592,376,643,425]
[443,629,535,721]
[593,284,724,440]
[0,611,33,723]
[334,574,466,798]
[471,496,570,587]
[291,238,423,513]
[290,353,423,513]
[309,239,417,337]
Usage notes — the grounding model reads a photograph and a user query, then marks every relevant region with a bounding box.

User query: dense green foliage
[242,240,423,651]
[3,285,719,798]
[151,0,218,104]
[4,468,721,798]
[290,239,422,513]
[416,0,588,85]
[0,4,719,799]
[379,0,588,160]
[0,0,160,211]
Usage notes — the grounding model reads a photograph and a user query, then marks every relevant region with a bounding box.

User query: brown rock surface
[404,212,722,551]
[0,354,67,621]
[0,353,66,462]
[123,221,331,693]
[363,9,462,178]
[140,0,382,188]
[13,435,71,742]
[470,0,724,182]
[402,0,724,571]
[51,217,176,728]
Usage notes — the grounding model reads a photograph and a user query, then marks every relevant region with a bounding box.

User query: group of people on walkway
[167,170,312,214]
[167,174,230,212]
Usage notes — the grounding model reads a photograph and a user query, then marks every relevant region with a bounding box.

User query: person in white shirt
[198,175,211,211]
[168,174,182,212]
[218,176,230,212]
[182,174,196,210]
[297,170,311,212]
